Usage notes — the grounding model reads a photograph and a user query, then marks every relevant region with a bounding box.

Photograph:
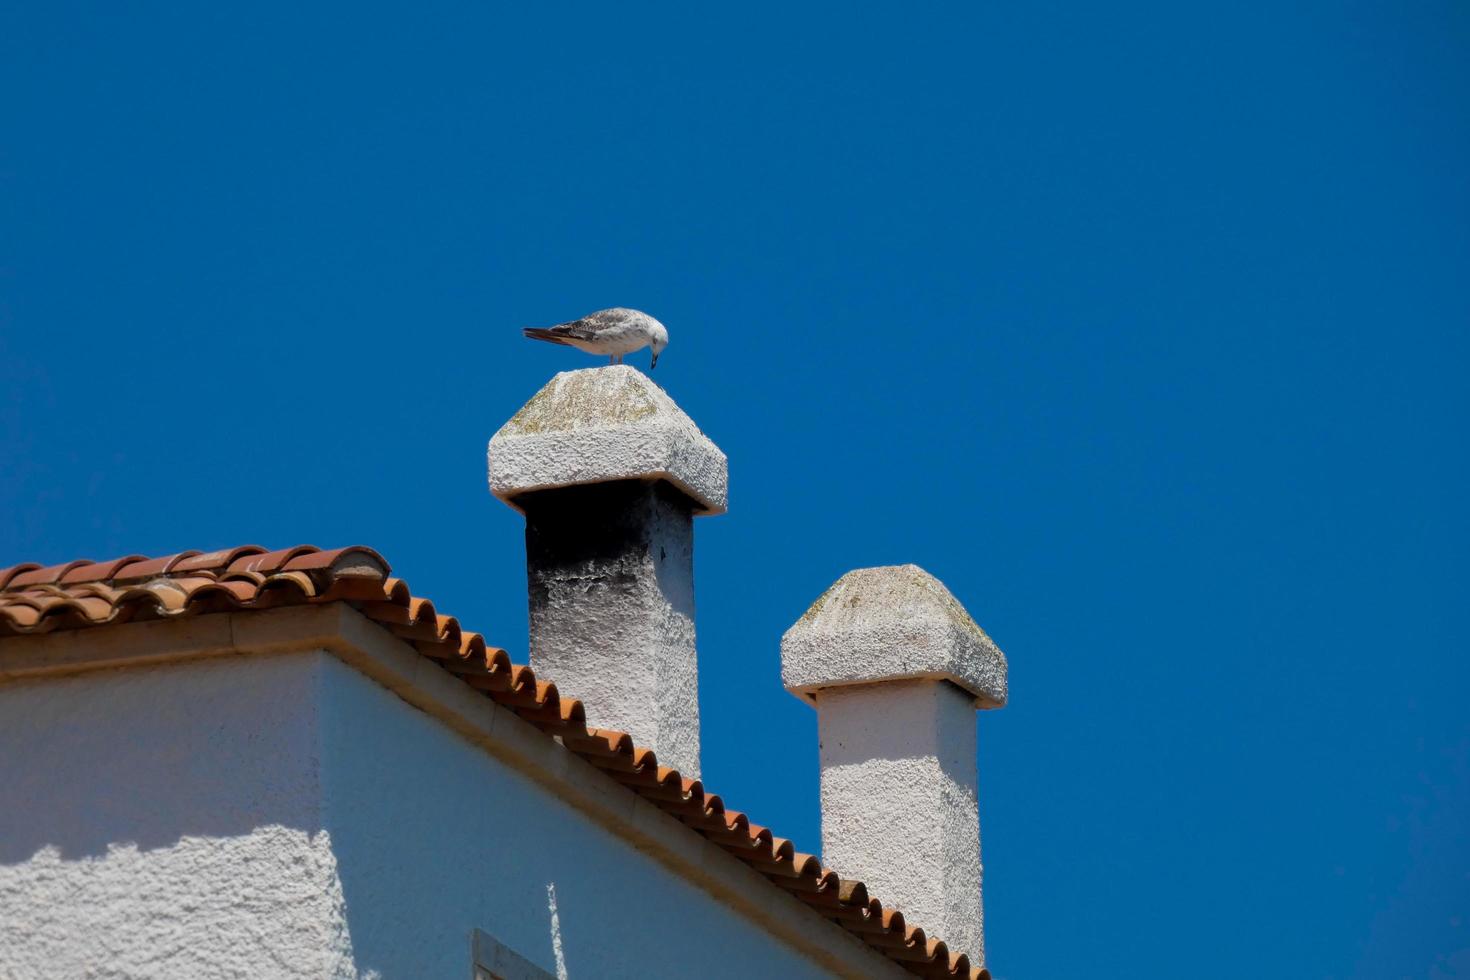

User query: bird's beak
[650,352,659,370]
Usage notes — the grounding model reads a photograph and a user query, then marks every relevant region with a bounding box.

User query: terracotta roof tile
[227,544,320,575]
[113,552,200,581]
[171,545,268,574]
[0,564,42,590]
[0,544,990,980]
[59,556,150,585]
[10,560,94,588]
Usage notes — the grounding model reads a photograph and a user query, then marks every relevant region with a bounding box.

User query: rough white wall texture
[4,830,357,980]
[488,365,729,515]
[0,654,362,979]
[782,564,1007,707]
[491,366,726,777]
[817,680,985,965]
[0,650,862,979]
[521,480,701,775]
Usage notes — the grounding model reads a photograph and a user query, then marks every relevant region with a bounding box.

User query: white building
[0,367,1008,980]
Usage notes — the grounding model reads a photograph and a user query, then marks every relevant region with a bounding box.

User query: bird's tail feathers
[523,327,571,346]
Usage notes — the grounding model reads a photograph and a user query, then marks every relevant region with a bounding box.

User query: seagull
[523,308,669,369]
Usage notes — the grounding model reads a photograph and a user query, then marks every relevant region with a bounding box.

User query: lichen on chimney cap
[488,365,728,515]
[781,564,1008,708]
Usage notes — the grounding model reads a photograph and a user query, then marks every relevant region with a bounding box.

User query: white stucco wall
[0,652,858,979]
[0,654,358,979]
[817,679,983,964]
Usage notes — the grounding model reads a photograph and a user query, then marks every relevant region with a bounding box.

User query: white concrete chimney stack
[488,366,727,777]
[781,565,1007,966]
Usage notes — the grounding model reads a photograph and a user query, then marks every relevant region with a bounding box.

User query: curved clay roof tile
[172,546,268,575]
[9,560,94,588]
[60,556,149,585]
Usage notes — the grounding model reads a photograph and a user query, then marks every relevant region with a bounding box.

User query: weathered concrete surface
[783,564,1008,967]
[781,565,1007,708]
[489,366,728,516]
[816,680,984,965]
[521,480,701,775]
[490,367,728,777]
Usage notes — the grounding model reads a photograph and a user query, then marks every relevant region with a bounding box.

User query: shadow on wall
[0,654,390,980]
[0,653,325,863]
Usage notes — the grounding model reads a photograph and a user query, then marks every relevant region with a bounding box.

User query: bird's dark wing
[522,327,572,345]
[549,309,626,340]
[524,309,629,344]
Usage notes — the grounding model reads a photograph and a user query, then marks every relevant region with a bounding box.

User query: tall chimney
[781,565,1007,965]
[488,366,727,777]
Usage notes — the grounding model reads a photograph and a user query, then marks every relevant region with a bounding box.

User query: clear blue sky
[2,4,1466,977]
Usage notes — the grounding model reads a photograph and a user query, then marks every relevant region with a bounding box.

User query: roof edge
[0,604,912,980]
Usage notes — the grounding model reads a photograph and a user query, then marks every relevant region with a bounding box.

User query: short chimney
[781,565,1007,965]
[488,366,727,776]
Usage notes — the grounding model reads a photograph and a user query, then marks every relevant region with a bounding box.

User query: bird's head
[648,319,669,370]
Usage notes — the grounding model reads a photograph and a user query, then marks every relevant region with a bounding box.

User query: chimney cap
[781,564,1007,708]
[489,366,728,516]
